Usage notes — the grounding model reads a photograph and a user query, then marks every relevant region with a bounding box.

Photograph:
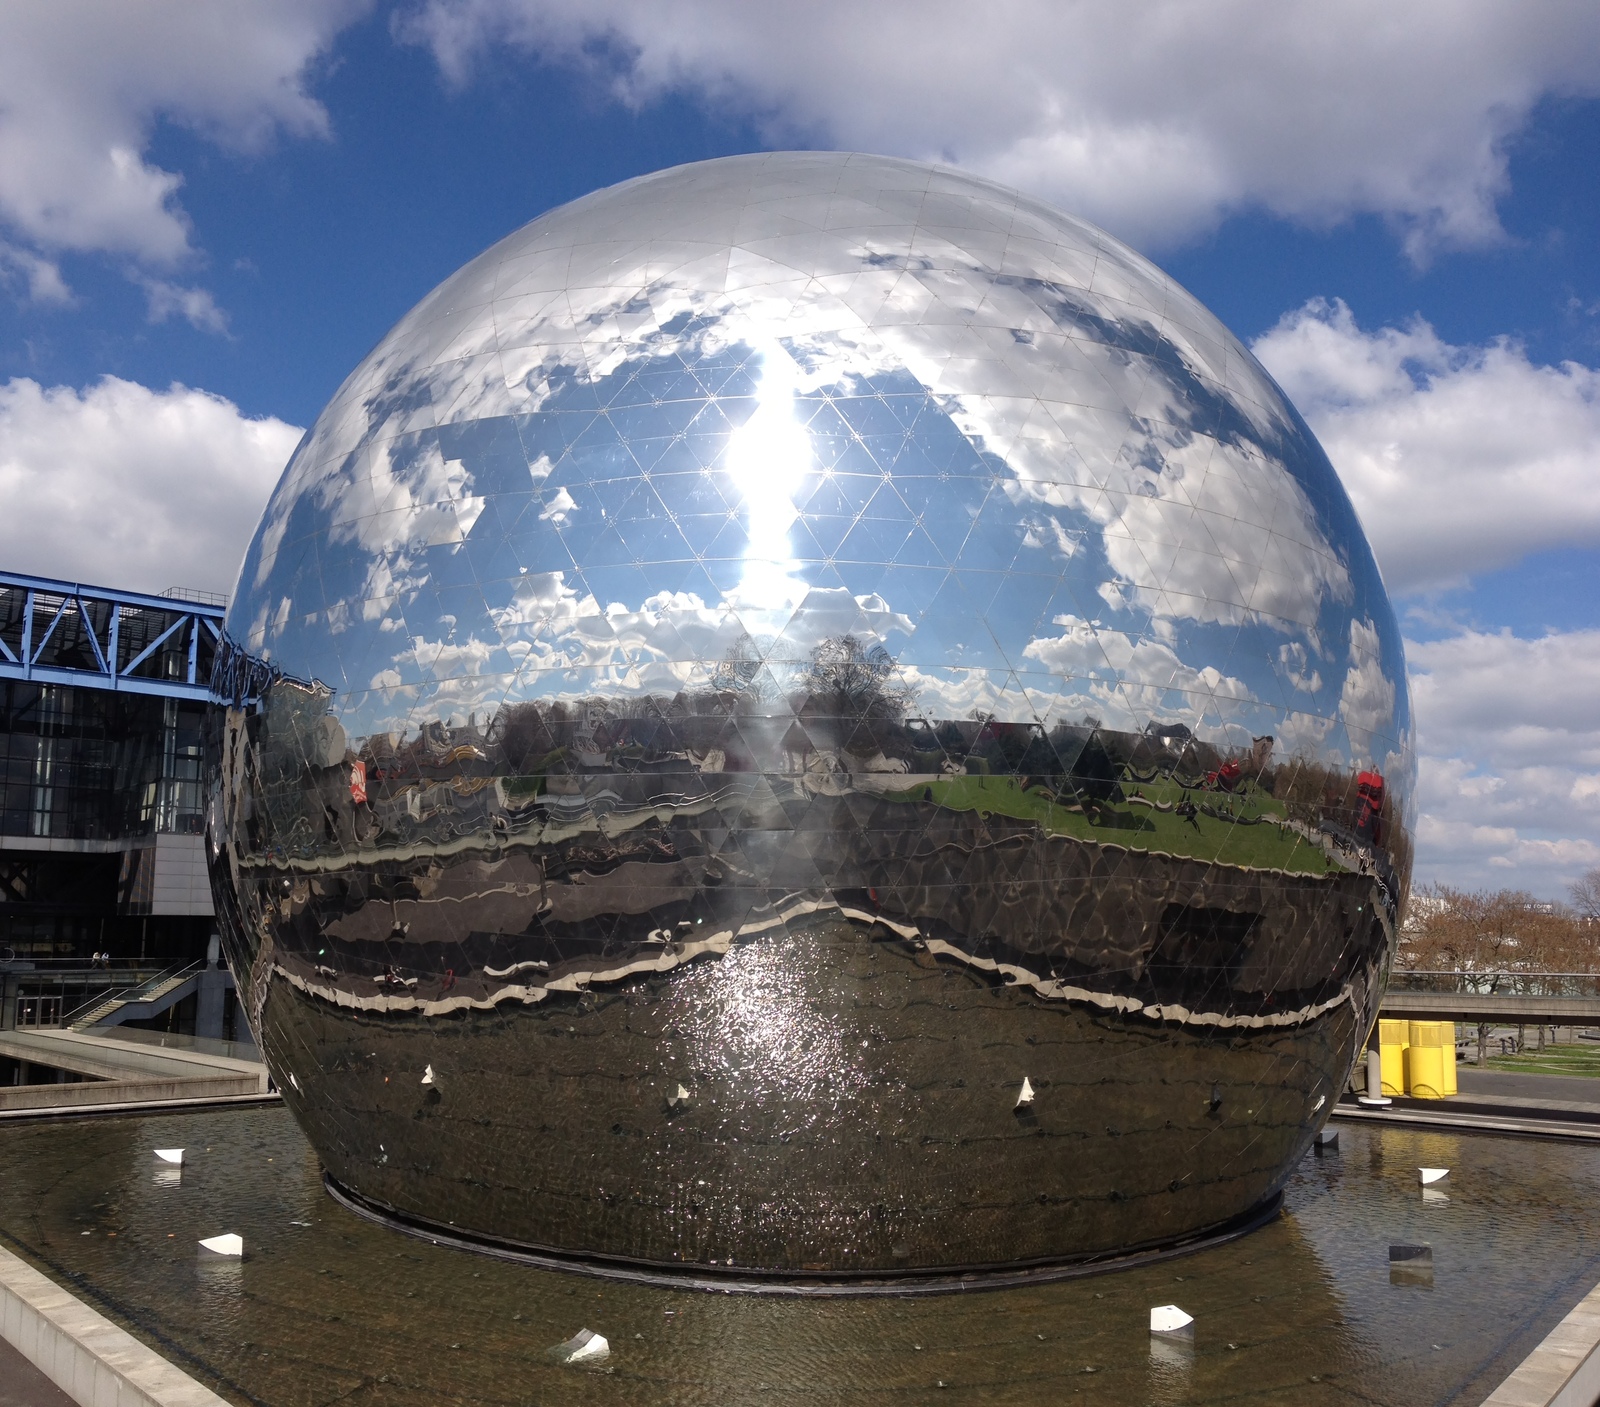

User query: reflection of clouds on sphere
[214,153,1412,1278]
[238,151,1408,778]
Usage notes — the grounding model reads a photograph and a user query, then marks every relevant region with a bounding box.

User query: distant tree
[487,702,553,772]
[1402,885,1592,1063]
[794,635,910,756]
[711,631,776,699]
[1401,885,1587,979]
[1572,867,1600,922]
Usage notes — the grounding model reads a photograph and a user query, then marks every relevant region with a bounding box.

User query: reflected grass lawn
[885,774,1340,875]
[1487,1043,1600,1078]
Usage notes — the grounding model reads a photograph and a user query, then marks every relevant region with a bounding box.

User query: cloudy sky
[1,0,1598,897]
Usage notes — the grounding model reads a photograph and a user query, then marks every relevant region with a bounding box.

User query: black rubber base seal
[324,1174,1283,1298]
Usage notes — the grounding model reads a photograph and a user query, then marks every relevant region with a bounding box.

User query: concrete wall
[0,1242,228,1407]
[0,1074,261,1111]
[0,1031,265,1086]
[1484,1275,1600,1406]
[0,1030,269,1111]
[150,835,213,917]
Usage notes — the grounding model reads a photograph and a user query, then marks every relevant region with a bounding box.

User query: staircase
[68,992,133,1029]
[66,962,203,1031]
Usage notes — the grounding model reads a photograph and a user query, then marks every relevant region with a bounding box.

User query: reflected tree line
[418,635,1398,861]
[225,629,1407,876]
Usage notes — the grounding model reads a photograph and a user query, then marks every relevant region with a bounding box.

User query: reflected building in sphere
[208,153,1413,1280]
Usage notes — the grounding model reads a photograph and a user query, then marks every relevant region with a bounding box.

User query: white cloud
[0,377,301,597]
[0,0,367,280]
[1077,435,1351,631]
[1022,613,1256,733]
[325,443,484,556]
[1278,642,1322,694]
[1410,629,1600,756]
[1276,710,1337,757]
[1338,617,1396,763]
[538,486,576,524]
[400,0,1600,255]
[1407,626,1600,895]
[383,630,505,720]
[1253,298,1600,595]
[137,276,230,335]
[477,574,919,690]
[0,242,72,305]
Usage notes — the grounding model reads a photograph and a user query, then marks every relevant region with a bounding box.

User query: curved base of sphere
[251,902,1369,1273]
[324,1172,1284,1296]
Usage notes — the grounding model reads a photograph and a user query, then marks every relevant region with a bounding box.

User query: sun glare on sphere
[727,342,809,611]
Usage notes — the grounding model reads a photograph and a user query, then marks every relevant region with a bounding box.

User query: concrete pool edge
[1332,1101,1600,1142]
[0,1242,229,1407]
[0,1092,281,1124]
[1483,1275,1600,1407]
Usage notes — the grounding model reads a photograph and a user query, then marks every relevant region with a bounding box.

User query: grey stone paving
[0,1334,74,1407]
[1458,1068,1600,1105]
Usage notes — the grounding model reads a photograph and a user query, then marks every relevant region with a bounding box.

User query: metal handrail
[133,959,204,996]
[1390,970,1600,998]
[58,984,143,1027]
[58,960,203,1027]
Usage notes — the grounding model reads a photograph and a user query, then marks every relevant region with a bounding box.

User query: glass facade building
[0,577,219,977]
[210,153,1413,1280]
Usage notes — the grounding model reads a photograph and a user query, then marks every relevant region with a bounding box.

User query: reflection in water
[1,1110,1596,1406]
[193,1254,243,1305]
[1147,1332,1195,1405]
[208,153,1415,1275]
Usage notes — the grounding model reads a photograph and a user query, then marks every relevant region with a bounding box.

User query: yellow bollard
[1442,1023,1458,1096]
[1406,1021,1446,1099]
[1379,1018,1409,1097]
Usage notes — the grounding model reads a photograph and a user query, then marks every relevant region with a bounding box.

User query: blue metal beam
[0,570,226,702]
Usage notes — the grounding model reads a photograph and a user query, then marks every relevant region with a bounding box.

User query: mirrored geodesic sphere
[209,152,1413,1280]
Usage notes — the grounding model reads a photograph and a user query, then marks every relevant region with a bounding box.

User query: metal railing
[1,958,169,973]
[1390,971,1600,1000]
[59,960,203,1028]
[159,586,229,608]
[98,1026,258,1063]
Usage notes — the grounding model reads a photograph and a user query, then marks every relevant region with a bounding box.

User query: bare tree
[1402,885,1584,975]
[1572,868,1600,922]
[1401,885,1590,1063]
[711,631,777,699]
[794,635,910,757]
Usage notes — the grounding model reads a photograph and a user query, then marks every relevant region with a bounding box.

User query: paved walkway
[0,1240,229,1407]
[1338,1063,1600,1142]
[1458,1068,1600,1104]
[1483,1273,1600,1406]
[0,1334,74,1407]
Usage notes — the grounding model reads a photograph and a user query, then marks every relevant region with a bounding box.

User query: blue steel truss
[0,571,225,703]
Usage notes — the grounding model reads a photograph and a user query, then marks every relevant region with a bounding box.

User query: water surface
[1,1108,1597,1405]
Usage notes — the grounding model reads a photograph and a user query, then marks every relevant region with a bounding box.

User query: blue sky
[1,0,1599,898]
